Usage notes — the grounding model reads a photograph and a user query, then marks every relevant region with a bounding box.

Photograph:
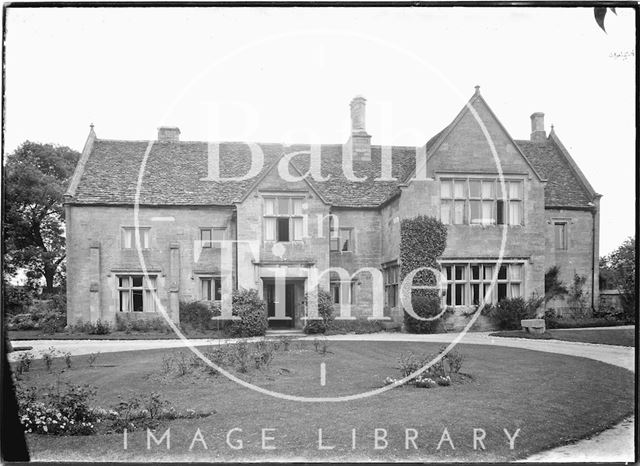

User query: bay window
[443,262,524,307]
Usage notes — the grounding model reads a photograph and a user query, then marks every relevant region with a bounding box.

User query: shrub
[224,289,267,337]
[404,295,443,334]
[7,296,66,333]
[179,301,219,332]
[485,296,543,330]
[17,383,98,435]
[3,284,35,316]
[68,319,112,335]
[63,352,73,369]
[92,319,111,335]
[303,289,334,334]
[115,315,172,333]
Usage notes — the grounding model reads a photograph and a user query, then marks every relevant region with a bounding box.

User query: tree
[601,237,636,322]
[3,141,80,294]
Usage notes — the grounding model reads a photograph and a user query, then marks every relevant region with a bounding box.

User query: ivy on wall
[399,215,448,333]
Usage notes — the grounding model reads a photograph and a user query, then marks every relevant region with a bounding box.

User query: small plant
[397,352,421,378]
[320,338,330,355]
[281,336,292,351]
[253,339,275,369]
[87,351,100,368]
[231,341,250,373]
[41,347,58,372]
[63,352,73,369]
[160,354,174,374]
[16,352,34,375]
[436,375,452,386]
[17,382,98,435]
[175,352,189,376]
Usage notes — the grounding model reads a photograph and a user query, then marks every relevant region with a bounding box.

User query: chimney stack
[346,96,371,161]
[158,126,181,142]
[530,113,546,142]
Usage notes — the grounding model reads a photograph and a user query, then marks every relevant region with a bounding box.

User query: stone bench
[521,318,546,334]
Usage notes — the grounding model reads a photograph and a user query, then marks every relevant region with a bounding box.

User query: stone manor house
[64,87,600,330]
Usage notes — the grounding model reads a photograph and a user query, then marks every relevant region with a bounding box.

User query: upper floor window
[440,177,523,226]
[122,227,150,249]
[263,196,304,242]
[330,227,352,252]
[554,222,568,250]
[118,275,156,312]
[200,228,224,248]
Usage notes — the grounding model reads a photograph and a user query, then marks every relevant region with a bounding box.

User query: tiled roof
[71,140,419,207]
[70,131,595,209]
[515,138,595,208]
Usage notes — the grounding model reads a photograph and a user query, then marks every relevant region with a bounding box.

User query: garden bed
[11,340,635,462]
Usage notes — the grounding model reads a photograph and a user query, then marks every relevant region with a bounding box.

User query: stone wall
[65,204,235,325]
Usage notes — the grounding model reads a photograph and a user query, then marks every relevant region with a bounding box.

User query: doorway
[263,281,296,329]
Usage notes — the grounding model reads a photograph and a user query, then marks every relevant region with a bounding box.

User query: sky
[3,6,636,256]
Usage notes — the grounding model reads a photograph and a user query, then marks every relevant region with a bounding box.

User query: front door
[264,282,295,328]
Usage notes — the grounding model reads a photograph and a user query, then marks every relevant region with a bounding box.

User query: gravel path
[10,330,635,462]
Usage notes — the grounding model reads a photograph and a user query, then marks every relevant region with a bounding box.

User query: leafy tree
[3,141,80,294]
[601,237,636,322]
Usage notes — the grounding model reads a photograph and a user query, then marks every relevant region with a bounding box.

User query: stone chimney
[346,96,371,161]
[158,126,181,142]
[530,113,546,142]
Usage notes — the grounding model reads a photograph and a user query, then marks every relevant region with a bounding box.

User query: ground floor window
[199,276,221,301]
[383,264,399,308]
[442,262,524,307]
[118,275,157,312]
[330,280,356,305]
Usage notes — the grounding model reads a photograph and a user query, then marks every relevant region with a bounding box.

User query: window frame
[329,226,354,253]
[441,261,525,308]
[553,221,569,251]
[199,227,225,249]
[198,275,222,301]
[117,274,157,313]
[263,195,305,242]
[383,264,399,308]
[439,176,524,227]
[121,227,150,250]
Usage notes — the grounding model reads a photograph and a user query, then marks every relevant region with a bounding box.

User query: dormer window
[263,196,304,242]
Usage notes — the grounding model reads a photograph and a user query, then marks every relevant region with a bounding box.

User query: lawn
[490,328,636,347]
[8,329,225,341]
[14,340,634,462]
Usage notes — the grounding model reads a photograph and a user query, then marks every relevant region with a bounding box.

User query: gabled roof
[516,132,598,209]
[67,139,418,208]
[403,88,545,183]
[66,91,597,210]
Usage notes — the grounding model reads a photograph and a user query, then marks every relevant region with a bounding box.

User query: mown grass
[15,340,634,462]
[490,328,635,347]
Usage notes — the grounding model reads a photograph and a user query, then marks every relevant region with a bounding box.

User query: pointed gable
[424,89,545,180]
